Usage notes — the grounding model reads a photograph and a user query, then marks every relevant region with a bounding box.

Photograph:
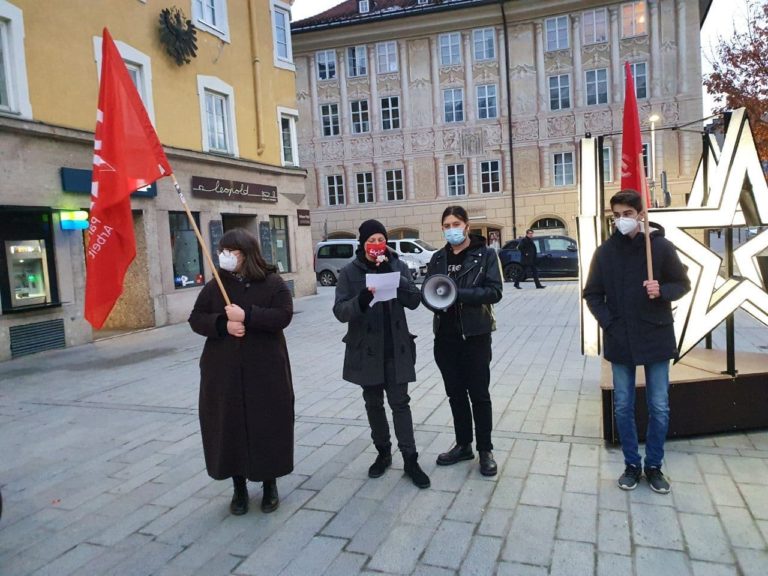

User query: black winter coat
[518,236,537,265]
[583,228,691,365]
[424,235,504,338]
[333,250,421,386]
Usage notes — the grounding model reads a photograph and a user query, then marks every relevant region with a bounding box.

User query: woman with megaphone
[422,206,503,476]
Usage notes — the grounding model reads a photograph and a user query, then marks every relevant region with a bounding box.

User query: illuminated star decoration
[650,109,768,359]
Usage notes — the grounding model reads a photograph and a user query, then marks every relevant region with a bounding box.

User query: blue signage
[60,167,158,198]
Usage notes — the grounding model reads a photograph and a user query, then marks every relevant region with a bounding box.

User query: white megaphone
[422,274,458,310]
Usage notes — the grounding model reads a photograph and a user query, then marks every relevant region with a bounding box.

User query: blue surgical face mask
[444,227,466,246]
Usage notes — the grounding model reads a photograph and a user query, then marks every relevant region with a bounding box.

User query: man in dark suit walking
[514,229,545,289]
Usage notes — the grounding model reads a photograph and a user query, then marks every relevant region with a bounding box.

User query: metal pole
[703,132,713,349]
[500,0,517,239]
[650,119,657,207]
[724,226,736,376]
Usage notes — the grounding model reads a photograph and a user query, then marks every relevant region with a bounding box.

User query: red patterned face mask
[365,242,387,259]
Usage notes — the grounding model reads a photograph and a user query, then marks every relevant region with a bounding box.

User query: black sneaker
[436,444,474,466]
[645,467,671,494]
[617,464,642,490]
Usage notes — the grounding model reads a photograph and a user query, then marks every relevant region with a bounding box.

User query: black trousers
[515,264,542,287]
[362,359,416,455]
[434,333,493,451]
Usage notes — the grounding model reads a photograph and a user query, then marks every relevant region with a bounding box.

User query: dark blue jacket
[583,228,690,365]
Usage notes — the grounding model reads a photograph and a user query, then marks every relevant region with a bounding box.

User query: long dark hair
[441,205,469,224]
[219,228,276,281]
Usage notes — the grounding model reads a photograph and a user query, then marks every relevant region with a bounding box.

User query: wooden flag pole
[171,174,231,306]
[638,153,655,294]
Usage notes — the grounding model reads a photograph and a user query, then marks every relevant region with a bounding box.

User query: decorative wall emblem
[509,64,536,79]
[512,119,539,142]
[439,66,464,85]
[347,80,370,100]
[320,140,344,161]
[547,115,575,138]
[296,90,310,101]
[349,137,373,158]
[661,102,679,124]
[378,73,401,93]
[461,129,485,157]
[582,43,610,68]
[584,111,612,133]
[484,125,502,147]
[379,135,404,156]
[441,129,459,152]
[318,84,339,101]
[473,63,499,84]
[545,51,572,73]
[411,131,434,151]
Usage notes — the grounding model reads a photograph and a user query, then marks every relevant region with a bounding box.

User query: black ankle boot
[479,451,498,476]
[230,476,248,515]
[261,479,279,513]
[368,444,392,478]
[403,452,431,489]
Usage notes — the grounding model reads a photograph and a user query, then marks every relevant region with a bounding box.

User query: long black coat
[333,251,421,386]
[583,229,691,365]
[518,236,537,265]
[189,271,294,481]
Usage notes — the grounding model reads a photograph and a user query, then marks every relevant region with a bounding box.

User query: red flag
[620,61,651,207]
[85,28,172,329]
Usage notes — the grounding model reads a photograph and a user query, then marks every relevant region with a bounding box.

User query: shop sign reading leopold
[191,176,278,203]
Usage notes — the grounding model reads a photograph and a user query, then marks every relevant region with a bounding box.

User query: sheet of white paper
[366,272,401,306]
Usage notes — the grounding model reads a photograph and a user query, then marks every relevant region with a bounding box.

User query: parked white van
[386,238,437,275]
[314,239,420,286]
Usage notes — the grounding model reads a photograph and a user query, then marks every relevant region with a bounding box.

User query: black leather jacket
[424,235,503,338]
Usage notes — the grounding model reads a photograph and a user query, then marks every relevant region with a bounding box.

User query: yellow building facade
[0,0,313,360]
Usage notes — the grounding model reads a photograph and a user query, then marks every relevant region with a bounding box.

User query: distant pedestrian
[423,206,503,476]
[583,190,690,493]
[514,229,544,289]
[333,219,431,489]
[189,228,294,515]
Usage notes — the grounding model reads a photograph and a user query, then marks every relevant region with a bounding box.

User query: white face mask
[615,217,639,236]
[218,250,238,272]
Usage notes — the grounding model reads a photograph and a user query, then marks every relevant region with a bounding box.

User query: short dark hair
[219,228,277,281]
[610,190,642,212]
[526,229,534,234]
[441,205,469,224]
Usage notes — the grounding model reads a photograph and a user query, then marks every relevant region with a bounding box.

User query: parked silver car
[314,239,419,286]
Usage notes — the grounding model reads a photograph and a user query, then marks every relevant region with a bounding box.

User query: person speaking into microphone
[423,206,503,476]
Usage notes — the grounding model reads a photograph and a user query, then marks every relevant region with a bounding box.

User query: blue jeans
[611,361,670,469]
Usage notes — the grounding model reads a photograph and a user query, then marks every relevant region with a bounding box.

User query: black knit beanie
[358,219,388,243]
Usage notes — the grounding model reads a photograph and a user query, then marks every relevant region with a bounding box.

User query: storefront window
[269,215,291,273]
[169,211,205,288]
[5,240,52,308]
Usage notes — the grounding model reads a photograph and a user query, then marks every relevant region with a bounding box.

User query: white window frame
[630,61,648,99]
[0,2,32,119]
[197,75,239,156]
[545,16,569,51]
[350,99,370,134]
[385,169,404,201]
[443,88,464,123]
[320,103,340,137]
[583,8,608,44]
[192,0,230,43]
[356,172,375,204]
[376,41,398,74]
[271,0,294,71]
[359,0,370,13]
[476,84,497,120]
[480,160,501,194]
[316,50,337,80]
[93,37,156,124]
[446,164,466,196]
[621,1,647,38]
[347,45,368,78]
[548,74,571,111]
[601,145,613,182]
[585,68,608,106]
[380,96,400,130]
[277,106,298,167]
[553,152,575,186]
[327,175,345,206]
[472,28,496,62]
[439,33,462,66]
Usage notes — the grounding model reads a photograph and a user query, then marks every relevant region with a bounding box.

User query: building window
[271,1,293,69]
[476,84,497,119]
[385,169,404,201]
[443,88,464,123]
[359,0,370,13]
[622,1,647,38]
[439,32,462,66]
[0,4,31,118]
[356,172,375,204]
[585,68,608,106]
[601,145,613,182]
[446,164,466,196]
[327,175,345,206]
[380,96,400,130]
[192,0,230,42]
[376,41,398,73]
[630,62,647,99]
[553,152,575,186]
[642,143,649,177]
[583,8,608,44]
[320,103,340,136]
[278,107,298,167]
[269,215,291,273]
[197,76,238,156]
[93,37,155,124]
[473,28,496,61]
[548,74,570,111]
[170,211,205,289]
[316,50,337,80]
[545,16,569,51]
[350,99,370,133]
[480,160,501,193]
[347,46,368,77]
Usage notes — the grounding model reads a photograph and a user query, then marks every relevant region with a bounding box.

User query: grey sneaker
[618,464,642,490]
[645,467,671,494]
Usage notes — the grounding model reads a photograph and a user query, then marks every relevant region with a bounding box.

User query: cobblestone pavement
[1,282,767,575]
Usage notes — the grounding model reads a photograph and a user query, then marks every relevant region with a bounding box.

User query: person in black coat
[514,229,544,289]
[333,219,430,489]
[583,190,690,494]
[423,206,504,477]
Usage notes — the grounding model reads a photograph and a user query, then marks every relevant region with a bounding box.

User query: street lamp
[648,113,660,207]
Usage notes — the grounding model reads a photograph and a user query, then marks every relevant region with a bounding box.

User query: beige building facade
[292,0,710,250]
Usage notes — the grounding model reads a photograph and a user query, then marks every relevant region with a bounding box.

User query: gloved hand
[358,288,374,311]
